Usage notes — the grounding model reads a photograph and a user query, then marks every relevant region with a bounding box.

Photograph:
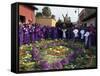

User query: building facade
[36,18,56,27]
[19,5,37,24]
[79,8,97,27]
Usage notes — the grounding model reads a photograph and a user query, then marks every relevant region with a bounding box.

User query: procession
[19,22,96,49]
[19,4,97,71]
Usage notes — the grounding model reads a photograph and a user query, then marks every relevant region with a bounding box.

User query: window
[19,15,25,23]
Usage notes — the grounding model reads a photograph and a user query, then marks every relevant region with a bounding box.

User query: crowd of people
[72,24,96,49]
[19,22,96,49]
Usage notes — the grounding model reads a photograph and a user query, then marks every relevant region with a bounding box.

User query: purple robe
[35,26,40,41]
[32,26,36,41]
[28,26,33,43]
[19,25,24,46]
[53,28,58,39]
[23,25,30,44]
[42,26,46,39]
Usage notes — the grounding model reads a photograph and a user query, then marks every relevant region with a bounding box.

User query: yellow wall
[36,18,56,27]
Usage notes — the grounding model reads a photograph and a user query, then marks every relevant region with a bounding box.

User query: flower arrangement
[19,39,96,71]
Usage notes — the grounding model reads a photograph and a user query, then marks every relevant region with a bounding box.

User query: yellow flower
[59,46,63,49]
[66,48,69,51]
[49,48,52,50]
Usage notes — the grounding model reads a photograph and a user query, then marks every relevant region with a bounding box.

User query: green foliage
[56,18,62,27]
[51,14,55,19]
[36,12,43,18]
[19,62,36,71]
[20,44,32,51]
[42,7,52,17]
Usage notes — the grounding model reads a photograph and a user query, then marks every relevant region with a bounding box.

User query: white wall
[0,0,99,76]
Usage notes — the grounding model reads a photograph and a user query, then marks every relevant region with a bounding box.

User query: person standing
[88,24,96,46]
[84,30,91,49]
[62,29,67,39]
[28,24,33,43]
[23,24,30,44]
[53,27,58,39]
[35,25,40,41]
[73,27,79,42]
[31,24,36,42]
[41,26,46,39]
[57,27,63,39]
[19,22,24,46]
[80,29,85,42]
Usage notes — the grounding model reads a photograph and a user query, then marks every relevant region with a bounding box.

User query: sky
[35,5,83,22]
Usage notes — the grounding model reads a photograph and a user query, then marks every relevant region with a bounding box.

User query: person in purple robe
[45,26,51,39]
[35,25,41,41]
[42,26,47,39]
[31,24,36,42]
[44,26,48,39]
[47,26,50,39]
[38,26,44,40]
[88,24,96,46]
[53,27,58,39]
[67,27,72,40]
[50,27,54,39]
[19,22,24,46]
[57,27,63,39]
[28,24,33,43]
[23,24,30,44]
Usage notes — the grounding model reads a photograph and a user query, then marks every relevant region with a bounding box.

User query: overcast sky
[35,5,83,22]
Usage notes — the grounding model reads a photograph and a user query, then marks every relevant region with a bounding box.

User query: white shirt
[80,30,85,39]
[84,32,90,37]
[73,29,79,37]
[84,31,90,44]
[62,29,67,38]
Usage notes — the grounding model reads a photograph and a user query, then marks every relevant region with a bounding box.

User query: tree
[57,18,62,24]
[51,15,55,19]
[68,17,71,23]
[56,18,62,28]
[36,12,42,18]
[42,7,51,17]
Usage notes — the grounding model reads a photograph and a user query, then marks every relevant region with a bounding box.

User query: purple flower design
[76,48,83,54]
[39,61,50,70]
[51,61,63,69]
[31,47,41,61]
[68,51,77,62]
[43,45,48,48]
[60,57,69,65]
